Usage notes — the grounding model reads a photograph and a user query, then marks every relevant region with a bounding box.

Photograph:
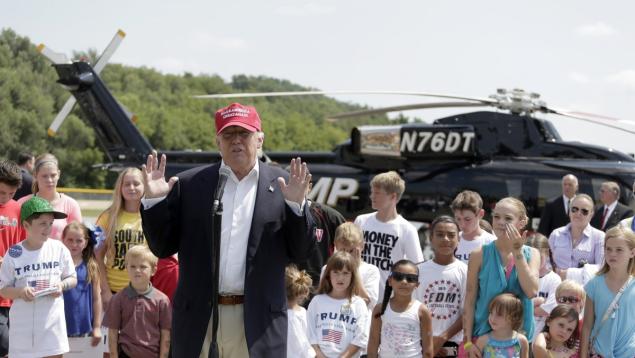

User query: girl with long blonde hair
[95,168,146,307]
[581,226,635,357]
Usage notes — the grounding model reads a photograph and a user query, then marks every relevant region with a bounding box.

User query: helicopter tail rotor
[41,29,127,136]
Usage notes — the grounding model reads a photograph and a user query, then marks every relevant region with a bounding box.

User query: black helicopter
[40,32,635,230]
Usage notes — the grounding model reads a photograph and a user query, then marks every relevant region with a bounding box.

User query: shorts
[118,344,131,358]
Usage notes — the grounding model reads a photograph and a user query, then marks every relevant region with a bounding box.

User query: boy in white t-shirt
[451,190,496,264]
[354,171,424,299]
[322,222,381,310]
[0,196,77,358]
[416,216,467,357]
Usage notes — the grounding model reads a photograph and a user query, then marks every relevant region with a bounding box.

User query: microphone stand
[209,199,222,358]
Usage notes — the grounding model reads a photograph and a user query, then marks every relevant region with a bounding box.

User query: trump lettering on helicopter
[308,177,359,207]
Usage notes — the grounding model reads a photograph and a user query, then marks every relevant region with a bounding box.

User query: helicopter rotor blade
[194,90,497,104]
[45,30,128,136]
[36,44,71,64]
[545,106,635,135]
[47,97,77,136]
[93,29,126,74]
[326,102,490,120]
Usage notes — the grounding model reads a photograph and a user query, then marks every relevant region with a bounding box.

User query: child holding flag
[0,196,77,358]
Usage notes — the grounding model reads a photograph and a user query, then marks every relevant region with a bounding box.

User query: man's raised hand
[278,157,311,205]
[142,150,179,199]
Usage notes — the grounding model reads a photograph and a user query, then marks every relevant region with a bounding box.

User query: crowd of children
[0,161,175,357]
[1,159,635,357]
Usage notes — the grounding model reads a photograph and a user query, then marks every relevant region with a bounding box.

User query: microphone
[213,167,232,214]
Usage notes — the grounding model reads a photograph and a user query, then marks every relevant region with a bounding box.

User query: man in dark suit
[590,181,634,232]
[140,103,315,358]
[14,152,34,200]
[300,189,345,296]
[538,174,578,236]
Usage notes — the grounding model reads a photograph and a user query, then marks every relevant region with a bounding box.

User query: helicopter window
[505,179,522,198]
[537,179,562,207]
[590,179,606,203]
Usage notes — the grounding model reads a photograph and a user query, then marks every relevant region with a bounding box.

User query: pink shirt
[18,193,82,240]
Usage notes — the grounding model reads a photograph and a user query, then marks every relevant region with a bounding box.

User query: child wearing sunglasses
[555,281,586,315]
[548,194,605,280]
[368,259,433,358]
[308,251,370,358]
[415,216,467,357]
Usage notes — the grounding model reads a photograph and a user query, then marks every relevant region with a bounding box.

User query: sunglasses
[390,272,419,283]
[570,206,590,216]
[557,296,581,304]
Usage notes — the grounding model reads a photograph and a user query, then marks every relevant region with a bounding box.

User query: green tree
[0,27,396,188]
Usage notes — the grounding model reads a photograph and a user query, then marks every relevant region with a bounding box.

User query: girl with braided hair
[286,264,315,358]
[367,259,433,358]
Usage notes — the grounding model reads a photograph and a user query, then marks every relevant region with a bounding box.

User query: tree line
[0,28,394,188]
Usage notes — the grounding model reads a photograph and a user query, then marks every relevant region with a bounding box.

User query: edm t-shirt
[415,259,467,344]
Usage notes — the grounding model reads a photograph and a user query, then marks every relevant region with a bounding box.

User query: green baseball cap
[20,196,68,222]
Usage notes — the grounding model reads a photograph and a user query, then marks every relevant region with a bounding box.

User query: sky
[3,0,635,154]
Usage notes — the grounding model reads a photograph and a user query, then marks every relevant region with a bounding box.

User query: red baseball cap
[214,103,262,135]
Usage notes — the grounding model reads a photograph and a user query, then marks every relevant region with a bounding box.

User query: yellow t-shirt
[97,210,146,292]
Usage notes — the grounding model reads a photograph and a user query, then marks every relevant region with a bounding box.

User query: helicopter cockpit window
[591,179,605,203]
[537,179,562,208]
[506,179,522,199]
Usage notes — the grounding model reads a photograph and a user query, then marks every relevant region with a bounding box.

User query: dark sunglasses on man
[570,206,590,216]
[390,272,419,283]
[557,296,580,304]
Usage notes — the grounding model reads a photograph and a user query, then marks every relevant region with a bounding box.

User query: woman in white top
[548,194,604,279]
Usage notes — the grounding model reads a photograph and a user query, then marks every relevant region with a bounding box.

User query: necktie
[601,206,609,229]
[567,198,572,215]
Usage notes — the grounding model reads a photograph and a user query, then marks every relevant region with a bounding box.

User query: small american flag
[322,329,342,344]
[28,279,50,292]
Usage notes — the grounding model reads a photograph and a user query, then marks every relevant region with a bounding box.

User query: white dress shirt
[563,195,573,215]
[142,160,305,295]
[602,200,618,228]
[218,161,258,294]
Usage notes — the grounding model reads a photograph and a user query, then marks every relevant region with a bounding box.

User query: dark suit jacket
[298,201,345,292]
[14,169,33,200]
[538,196,570,237]
[590,202,634,232]
[141,162,316,358]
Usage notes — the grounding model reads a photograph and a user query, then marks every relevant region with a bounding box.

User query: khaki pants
[199,304,249,358]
